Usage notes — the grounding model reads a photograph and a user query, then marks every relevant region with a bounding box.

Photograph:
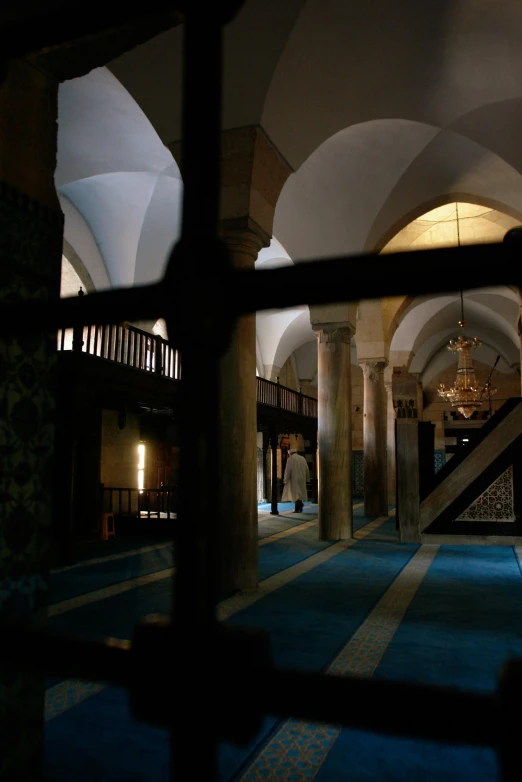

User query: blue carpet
[45,687,170,782]
[47,515,378,642]
[314,545,522,781]
[218,539,418,780]
[45,515,410,781]
[258,509,384,580]
[72,536,171,565]
[45,515,520,782]
[50,546,174,604]
[257,512,317,540]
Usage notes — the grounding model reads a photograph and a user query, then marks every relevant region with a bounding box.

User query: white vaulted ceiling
[387,204,520,382]
[57,67,183,291]
[56,0,522,384]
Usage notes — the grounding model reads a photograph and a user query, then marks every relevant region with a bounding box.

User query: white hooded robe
[281,452,309,503]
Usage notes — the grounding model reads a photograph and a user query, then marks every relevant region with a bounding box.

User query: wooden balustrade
[57,325,315,417]
[256,376,317,418]
[57,322,181,379]
[102,486,178,520]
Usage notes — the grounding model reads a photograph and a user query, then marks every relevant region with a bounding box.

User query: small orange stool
[100,512,116,541]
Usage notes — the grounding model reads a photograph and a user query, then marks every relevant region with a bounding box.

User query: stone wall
[278,355,298,390]
[100,410,141,488]
[299,380,317,398]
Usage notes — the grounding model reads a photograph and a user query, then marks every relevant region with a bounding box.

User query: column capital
[359,359,388,380]
[312,322,354,345]
[219,218,268,267]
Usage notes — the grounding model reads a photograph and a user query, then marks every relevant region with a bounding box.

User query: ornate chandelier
[436,205,498,418]
[437,310,484,419]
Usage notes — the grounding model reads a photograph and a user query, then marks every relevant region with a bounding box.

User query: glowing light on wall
[138,443,145,492]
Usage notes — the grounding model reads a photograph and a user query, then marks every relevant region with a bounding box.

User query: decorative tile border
[456,465,515,522]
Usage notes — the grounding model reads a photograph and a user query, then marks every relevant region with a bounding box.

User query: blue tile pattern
[434,450,446,473]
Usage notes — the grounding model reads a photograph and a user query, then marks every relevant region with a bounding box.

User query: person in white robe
[281,449,309,512]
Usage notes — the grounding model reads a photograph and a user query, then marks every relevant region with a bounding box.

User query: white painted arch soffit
[57,67,183,290]
[392,293,519,368]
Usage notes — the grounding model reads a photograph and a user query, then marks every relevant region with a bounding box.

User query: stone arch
[377,197,522,345]
[367,192,522,254]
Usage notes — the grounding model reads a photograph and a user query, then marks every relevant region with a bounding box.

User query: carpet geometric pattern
[240,542,438,781]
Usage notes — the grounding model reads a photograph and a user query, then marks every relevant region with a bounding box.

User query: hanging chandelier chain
[456,205,466,329]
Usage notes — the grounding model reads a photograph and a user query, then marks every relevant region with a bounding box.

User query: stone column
[269,431,279,515]
[360,360,388,518]
[218,227,265,593]
[385,379,396,506]
[517,305,522,397]
[0,61,62,779]
[171,125,291,592]
[409,372,424,421]
[396,420,421,543]
[314,325,353,540]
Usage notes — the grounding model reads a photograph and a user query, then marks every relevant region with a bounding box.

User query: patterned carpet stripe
[45,510,390,724]
[51,542,172,573]
[259,519,318,546]
[46,680,106,722]
[217,513,391,622]
[239,541,438,782]
[48,567,175,617]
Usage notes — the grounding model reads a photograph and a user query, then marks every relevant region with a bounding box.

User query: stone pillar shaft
[316,326,353,540]
[361,360,388,518]
[385,380,396,506]
[218,228,263,593]
[270,431,279,515]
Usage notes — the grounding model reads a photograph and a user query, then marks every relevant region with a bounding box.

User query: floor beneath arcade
[44,502,522,781]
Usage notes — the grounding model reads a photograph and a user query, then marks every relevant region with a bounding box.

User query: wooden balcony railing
[256,376,317,418]
[57,322,181,379]
[57,321,317,418]
[103,486,178,520]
